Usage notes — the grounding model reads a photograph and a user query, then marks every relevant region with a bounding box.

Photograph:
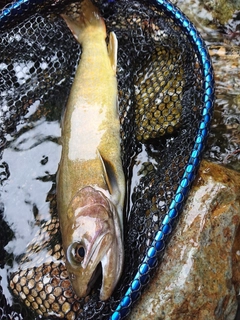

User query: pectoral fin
[97,149,120,199]
[108,32,118,74]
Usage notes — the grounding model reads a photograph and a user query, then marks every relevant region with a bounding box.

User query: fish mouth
[87,262,102,293]
[67,231,113,298]
[71,261,102,298]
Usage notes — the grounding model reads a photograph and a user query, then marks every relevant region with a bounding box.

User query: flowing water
[175,0,240,172]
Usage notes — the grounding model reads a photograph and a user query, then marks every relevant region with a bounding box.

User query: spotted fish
[57,0,125,301]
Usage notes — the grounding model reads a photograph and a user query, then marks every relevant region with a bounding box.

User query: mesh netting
[0,0,214,319]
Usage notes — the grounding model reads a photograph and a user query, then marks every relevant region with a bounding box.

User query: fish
[57,0,125,301]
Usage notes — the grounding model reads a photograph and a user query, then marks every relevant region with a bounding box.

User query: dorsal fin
[108,32,118,74]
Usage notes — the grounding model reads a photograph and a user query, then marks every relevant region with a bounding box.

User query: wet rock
[130,160,240,320]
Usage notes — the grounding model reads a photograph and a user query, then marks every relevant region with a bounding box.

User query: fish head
[64,186,124,300]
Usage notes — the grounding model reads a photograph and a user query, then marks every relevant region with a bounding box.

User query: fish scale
[0,0,215,319]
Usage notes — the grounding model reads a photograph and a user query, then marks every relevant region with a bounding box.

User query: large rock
[130,160,240,320]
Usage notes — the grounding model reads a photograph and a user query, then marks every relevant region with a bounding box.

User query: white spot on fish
[68,99,106,161]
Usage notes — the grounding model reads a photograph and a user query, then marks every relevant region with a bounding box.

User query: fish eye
[73,244,85,263]
[77,246,85,258]
[67,242,86,265]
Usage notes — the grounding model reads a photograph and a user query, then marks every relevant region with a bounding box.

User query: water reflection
[0,99,61,302]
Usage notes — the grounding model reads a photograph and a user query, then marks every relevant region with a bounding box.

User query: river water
[176,0,240,172]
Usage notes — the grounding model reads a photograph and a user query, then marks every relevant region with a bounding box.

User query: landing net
[0,0,214,319]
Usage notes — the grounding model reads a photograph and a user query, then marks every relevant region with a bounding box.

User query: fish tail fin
[61,0,106,44]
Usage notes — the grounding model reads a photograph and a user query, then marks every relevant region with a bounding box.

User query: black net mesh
[0,0,212,319]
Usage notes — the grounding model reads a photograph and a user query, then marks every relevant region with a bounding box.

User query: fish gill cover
[0,0,214,319]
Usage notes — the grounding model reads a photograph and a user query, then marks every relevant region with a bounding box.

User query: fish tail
[61,0,106,44]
